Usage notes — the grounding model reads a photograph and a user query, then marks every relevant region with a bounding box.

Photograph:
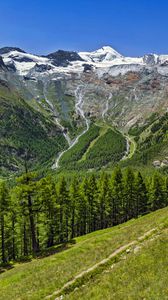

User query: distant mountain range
[1,45,168,76]
[1,45,168,175]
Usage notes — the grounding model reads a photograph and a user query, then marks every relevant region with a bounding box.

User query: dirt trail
[45,228,157,299]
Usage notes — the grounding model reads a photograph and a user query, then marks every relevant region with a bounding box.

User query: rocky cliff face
[0,56,7,70]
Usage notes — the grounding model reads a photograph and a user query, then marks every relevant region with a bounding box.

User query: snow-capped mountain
[1,45,168,77]
[79,46,123,62]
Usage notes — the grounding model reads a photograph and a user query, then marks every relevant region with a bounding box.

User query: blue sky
[0,0,168,56]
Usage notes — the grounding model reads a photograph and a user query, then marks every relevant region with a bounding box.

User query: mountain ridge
[1,45,168,76]
[1,43,168,175]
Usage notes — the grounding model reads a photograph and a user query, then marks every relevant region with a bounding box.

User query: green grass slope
[0,207,167,300]
[68,229,168,300]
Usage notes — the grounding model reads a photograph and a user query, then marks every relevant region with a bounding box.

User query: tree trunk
[71,208,75,239]
[59,206,64,243]
[12,216,15,260]
[23,221,28,256]
[27,194,38,254]
[1,214,5,263]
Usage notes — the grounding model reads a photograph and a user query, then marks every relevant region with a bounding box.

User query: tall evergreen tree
[16,172,40,254]
[97,173,110,229]
[77,178,88,236]
[134,172,148,216]
[57,177,70,242]
[110,167,123,225]
[0,181,9,263]
[149,173,165,211]
[85,175,98,232]
[69,178,81,238]
[37,176,59,247]
[123,168,136,221]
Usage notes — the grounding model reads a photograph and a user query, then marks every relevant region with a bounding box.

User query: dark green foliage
[0,168,167,264]
[85,129,126,169]
[0,91,67,175]
[110,167,123,225]
[135,172,148,215]
[57,177,70,242]
[60,126,126,170]
[128,113,159,136]
[123,168,136,221]
[97,173,111,229]
[123,112,168,168]
[149,174,165,211]
[0,181,9,263]
[151,113,168,133]
[60,124,100,168]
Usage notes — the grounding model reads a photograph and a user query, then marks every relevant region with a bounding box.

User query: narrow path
[45,228,157,299]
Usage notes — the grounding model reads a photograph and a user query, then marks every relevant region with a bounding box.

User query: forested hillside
[0,168,167,263]
[59,124,126,170]
[0,83,67,176]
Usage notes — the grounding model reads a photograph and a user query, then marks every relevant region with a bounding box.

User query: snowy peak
[96,46,122,56]
[79,46,122,63]
[1,49,50,75]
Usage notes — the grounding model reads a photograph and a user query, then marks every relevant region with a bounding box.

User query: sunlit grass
[0,207,167,300]
[68,231,168,300]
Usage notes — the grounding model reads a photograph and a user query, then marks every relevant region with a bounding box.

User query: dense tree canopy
[0,168,167,264]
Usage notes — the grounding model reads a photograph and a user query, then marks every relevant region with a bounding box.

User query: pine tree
[16,172,40,254]
[110,167,123,225]
[69,177,80,238]
[8,189,19,260]
[97,173,110,229]
[37,176,59,247]
[85,175,99,232]
[149,173,165,211]
[123,168,136,221]
[77,178,88,236]
[0,180,9,263]
[57,177,70,242]
[134,172,148,216]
